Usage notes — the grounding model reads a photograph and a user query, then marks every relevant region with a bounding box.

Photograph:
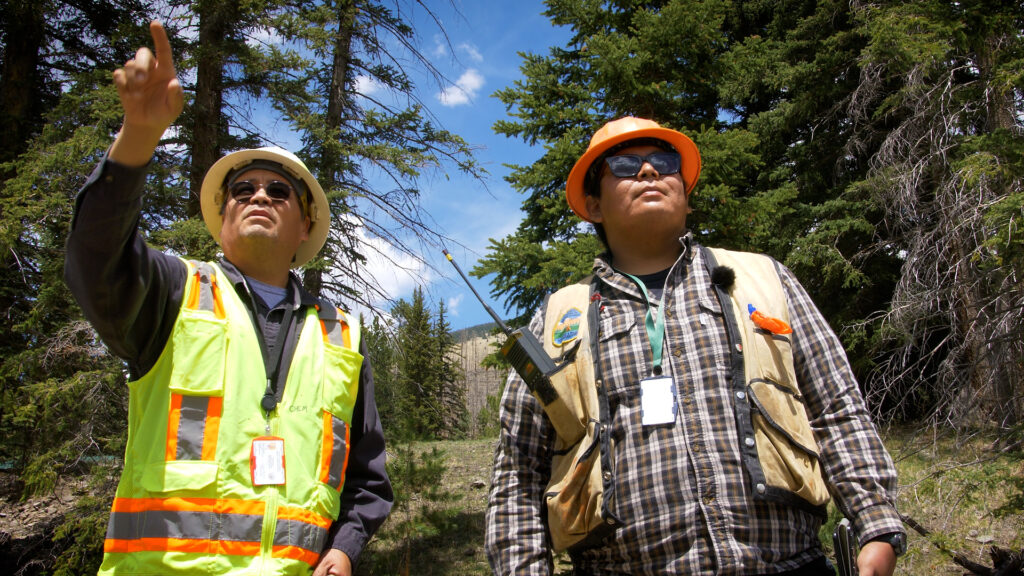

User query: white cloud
[327,214,432,321]
[354,75,382,96]
[446,293,465,317]
[431,35,448,59]
[437,69,485,107]
[458,43,483,63]
[362,239,430,306]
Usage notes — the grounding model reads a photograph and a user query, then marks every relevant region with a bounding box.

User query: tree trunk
[304,0,359,297]
[0,0,46,168]
[189,0,237,219]
[973,30,1022,428]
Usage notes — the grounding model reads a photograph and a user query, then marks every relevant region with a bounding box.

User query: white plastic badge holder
[641,376,676,426]
[251,436,286,486]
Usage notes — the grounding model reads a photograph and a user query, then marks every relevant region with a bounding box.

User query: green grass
[356,429,1023,575]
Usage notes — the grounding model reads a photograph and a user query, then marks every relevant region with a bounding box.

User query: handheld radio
[443,250,575,405]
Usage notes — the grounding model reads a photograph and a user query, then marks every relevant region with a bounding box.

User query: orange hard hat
[565,117,702,222]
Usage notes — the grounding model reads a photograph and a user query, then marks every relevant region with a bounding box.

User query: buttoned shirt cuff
[854,503,906,545]
[329,524,369,565]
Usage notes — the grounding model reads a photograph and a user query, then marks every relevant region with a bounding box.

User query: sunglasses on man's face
[228,180,295,204]
[604,152,681,179]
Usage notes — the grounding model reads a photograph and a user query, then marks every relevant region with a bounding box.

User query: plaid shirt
[484,237,903,575]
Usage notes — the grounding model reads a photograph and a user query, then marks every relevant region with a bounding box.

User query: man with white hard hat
[65,21,391,576]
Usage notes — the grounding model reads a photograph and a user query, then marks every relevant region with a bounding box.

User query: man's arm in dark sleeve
[64,156,187,377]
[327,339,394,564]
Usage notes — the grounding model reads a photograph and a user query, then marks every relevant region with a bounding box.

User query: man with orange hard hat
[65,21,391,576]
[485,117,905,575]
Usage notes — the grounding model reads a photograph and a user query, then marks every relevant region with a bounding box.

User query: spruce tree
[394,287,442,438]
[434,299,468,439]
[844,0,1024,429]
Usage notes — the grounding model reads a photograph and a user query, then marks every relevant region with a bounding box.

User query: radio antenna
[443,249,512,336]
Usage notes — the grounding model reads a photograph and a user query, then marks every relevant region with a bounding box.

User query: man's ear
[301,216,311,242]
[584,194,604,223]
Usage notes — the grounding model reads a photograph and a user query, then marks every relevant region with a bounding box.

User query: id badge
[251,436,286,486]
[641,376,677,426]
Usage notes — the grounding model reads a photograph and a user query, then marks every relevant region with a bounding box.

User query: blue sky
[357,1,573,330]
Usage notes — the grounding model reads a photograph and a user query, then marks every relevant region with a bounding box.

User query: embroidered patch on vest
[551,307,583,347]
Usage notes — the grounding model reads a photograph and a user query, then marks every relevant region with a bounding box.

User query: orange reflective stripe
[184,262,224,318]
[277,504,332,529]
[318,307,352,349]
[318,305,328,339]
[105,537,262,557]
[110,497,266,516]
[319,411,333,485]
[273,545,321,566]
[109,498,328,528]
[201,396,223,461]
[166,393,183,461]
[338,422,351,490]
[339,310,351,348]
[185,269,202,310]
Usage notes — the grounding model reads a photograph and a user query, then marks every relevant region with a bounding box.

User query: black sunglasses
[228,180,295,204]
[604,152,681,178]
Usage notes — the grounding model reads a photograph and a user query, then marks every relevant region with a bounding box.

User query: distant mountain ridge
[453,321,499,342]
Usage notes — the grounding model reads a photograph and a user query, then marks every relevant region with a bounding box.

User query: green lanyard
[622,272,666,372]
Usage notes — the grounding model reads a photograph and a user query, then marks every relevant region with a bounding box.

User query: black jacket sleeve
[327,337,394,563]
[64,156,187,378]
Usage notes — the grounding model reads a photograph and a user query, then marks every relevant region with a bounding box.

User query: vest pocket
[321,342,362,423]
[544,418,606,552]
[312,481,342,520]
[545,359,590,447]
[169,311,228,395]
[748,379,830,506]
[320,343,357,502]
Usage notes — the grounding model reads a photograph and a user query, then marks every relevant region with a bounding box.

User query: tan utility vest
[99,260,362,575]
[539,247,830,553]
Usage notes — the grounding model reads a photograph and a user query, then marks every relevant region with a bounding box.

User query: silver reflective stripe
[327,416,348,487]
[274,518,328,553]
[176,395,210,460]
[195,262,216,312]
[319,306,346,347]
[106,510,263,542]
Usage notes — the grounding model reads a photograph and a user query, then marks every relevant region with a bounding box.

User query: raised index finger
[149,20,177,76]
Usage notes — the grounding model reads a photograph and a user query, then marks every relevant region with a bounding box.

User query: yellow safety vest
[99,260,362,575]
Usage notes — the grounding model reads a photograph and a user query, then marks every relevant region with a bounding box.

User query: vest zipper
[259,416,281,574]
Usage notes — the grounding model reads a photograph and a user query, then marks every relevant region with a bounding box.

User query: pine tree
[255,0,484,304]
[394,287,442,438]
[434,299,468,439]
[363,313,400,437]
